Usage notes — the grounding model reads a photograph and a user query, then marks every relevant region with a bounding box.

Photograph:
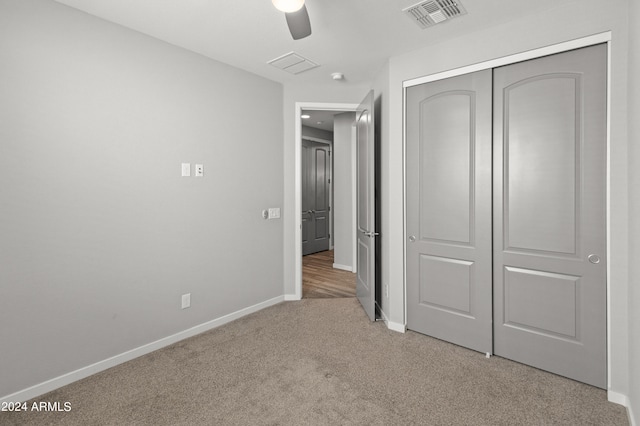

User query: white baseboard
[376,307,406,333]
[387,321,407,333]
[332,263,353,272]
[0,295,284,405]
[284,294,300,301]
[608,390,635,426]
[608,390,629,407]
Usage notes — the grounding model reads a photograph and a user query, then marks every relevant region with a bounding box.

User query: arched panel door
[493,44,607,388]
[406,70,493,354]
[302,139,330,256]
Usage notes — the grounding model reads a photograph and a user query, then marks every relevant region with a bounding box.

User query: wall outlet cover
[181,293,191,309]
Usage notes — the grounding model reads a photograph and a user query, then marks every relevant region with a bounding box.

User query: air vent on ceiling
[403,0,467,29]
[268,52,319,75]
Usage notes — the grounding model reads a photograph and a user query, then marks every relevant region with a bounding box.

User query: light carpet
[1,298,628,425]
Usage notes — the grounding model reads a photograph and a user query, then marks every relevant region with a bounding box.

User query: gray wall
[627,0,640,420]
[332,112,356,269]
[0,0,283,399]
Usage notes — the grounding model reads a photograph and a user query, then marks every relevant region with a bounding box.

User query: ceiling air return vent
[403,0,467,29]
[268,52,319,75]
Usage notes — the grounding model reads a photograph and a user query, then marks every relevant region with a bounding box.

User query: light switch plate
[181,293,191,309]
[195,164,203,177]
[268,208,281,219]
[181,163,191,177]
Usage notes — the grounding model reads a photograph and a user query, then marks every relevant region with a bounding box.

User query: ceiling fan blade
[285,4,312,40]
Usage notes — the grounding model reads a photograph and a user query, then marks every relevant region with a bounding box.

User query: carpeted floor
[1,298,628,425]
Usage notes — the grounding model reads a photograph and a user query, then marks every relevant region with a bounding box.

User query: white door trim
[403,32,611,88]
[294,102,359,300]
[402,30,614,393]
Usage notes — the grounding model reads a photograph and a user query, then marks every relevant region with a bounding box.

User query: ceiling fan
[272,0,312,40]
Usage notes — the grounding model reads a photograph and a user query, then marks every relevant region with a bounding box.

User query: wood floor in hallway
[302,250,356,298]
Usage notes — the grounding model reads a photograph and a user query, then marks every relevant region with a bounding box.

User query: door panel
[504,75,578,254]
[302,140,330,255]
[313,147,329,244]
[493,44,607,388]
[301,142,312,253]
[406,70,493,354]
[356,90,376,321]
[503,267,579,339]
[419,93,473,244]
[419,255,474,315]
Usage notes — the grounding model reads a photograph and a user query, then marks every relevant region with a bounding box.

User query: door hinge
[328,178,331,184]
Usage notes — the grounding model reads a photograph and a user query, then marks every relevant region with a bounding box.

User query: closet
[405,44,607,388]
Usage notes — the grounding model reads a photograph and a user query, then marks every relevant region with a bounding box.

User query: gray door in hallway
[406,44,607,388]
[302,139,330,256]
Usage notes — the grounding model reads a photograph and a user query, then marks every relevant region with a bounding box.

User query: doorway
[295,104,359,300]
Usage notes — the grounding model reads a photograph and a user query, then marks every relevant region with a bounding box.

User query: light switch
[268,208,281,219]
[195,164,204,177]
[181,163,191,177]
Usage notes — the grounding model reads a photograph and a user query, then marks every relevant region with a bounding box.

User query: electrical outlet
[195,164,204,177]
[181,293,191,309]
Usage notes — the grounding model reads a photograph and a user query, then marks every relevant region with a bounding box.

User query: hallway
[302,250,356,298]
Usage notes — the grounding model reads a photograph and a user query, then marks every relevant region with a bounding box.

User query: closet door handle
[588,254,601,264]
[409,235,416,242]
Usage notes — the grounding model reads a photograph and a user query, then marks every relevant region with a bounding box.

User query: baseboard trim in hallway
[332,263,353,272]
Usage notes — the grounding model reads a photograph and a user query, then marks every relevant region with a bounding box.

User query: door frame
[403,31,612,387]
[294,102,359,299]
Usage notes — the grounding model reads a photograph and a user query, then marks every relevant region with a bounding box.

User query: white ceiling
[302,110,344,133]
[53,0,567,88]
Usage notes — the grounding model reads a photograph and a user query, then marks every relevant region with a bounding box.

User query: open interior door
[356,90,376,321]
